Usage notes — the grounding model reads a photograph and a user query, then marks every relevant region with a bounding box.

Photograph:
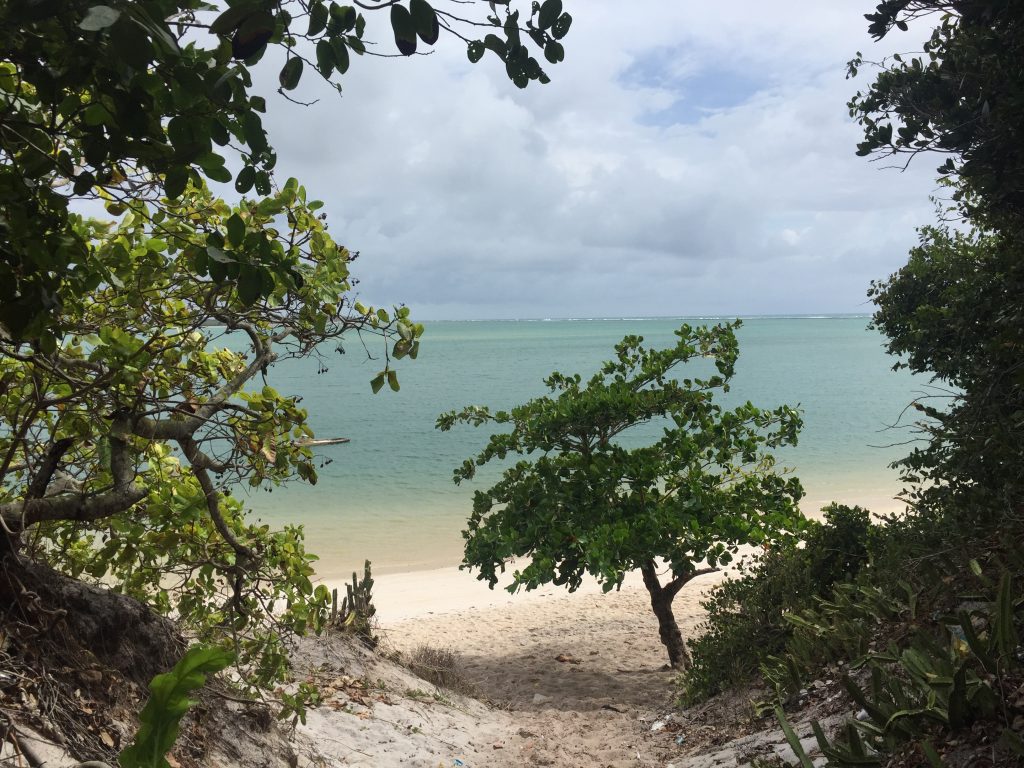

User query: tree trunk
[641,561,690,669]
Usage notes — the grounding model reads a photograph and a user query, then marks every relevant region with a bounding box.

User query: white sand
[306,565,725,767]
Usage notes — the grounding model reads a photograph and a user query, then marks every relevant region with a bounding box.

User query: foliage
[0,0,573,342]
[2,0,572,701]
[766,562,1024,767]
[854,1,1024,531]
[438,322,805,666]
[848,1,1024,228]
[120,644,234,768]
[868,226,1024,530]
[680,504,874,703]
[1,178,420,691]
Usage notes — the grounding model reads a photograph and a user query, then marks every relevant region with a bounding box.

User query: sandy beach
[296,566,727,767]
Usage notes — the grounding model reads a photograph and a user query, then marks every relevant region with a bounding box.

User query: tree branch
[25,437,74,500]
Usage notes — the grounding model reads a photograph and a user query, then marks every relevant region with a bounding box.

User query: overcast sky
[259,1,938,320]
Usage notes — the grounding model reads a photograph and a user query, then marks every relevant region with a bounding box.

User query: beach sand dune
[375,568,724,766]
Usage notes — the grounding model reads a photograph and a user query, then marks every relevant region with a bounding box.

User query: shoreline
[310,490,910,598]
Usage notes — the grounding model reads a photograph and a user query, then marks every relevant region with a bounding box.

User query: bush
[679,504,874,703]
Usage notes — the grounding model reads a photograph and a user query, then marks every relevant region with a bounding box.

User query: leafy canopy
[848,1,1024,228]
[853,1,1024,522]
[0,0,573,342]
[438,322,805,594]
[2,177,421,690]
[1,0,572,697]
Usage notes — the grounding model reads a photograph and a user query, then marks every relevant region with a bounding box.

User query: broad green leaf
[390,4,417,56]
[537,0,560,31]
[544,41,564,63]
[308,1,329,35]
[467,41,485,63]
[410,0,439,45]
[237,265,262,305]
[279,57,304,90]
[226,214,246,247]
[234,165,255,194]
[316,40,334,76]
[330,38,350,75]
[119,645,233,768]
[551,12,571,40]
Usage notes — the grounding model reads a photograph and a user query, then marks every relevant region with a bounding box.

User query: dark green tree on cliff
[438,322,805,667]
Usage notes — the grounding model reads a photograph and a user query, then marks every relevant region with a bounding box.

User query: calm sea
[238,316,927,579]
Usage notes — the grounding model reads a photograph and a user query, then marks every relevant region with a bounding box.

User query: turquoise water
[238,317,925,578]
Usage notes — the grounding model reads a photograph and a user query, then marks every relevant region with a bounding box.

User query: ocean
[238,316,928,579]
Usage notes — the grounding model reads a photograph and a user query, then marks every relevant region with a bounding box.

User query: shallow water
[237,316,929,579]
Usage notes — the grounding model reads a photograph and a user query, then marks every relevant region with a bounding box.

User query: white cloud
[257,1,939,319]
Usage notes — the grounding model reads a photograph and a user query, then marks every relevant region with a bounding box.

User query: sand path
[376,570,724,767]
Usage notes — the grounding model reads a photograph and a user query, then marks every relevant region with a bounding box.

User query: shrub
[679,504,874,703]
[406,645,475,696]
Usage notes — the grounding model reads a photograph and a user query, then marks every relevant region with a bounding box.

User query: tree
[1,177,422,688]
[1,0,573,694]
[868,225,1024,524]
[851,1,1024,526]
[0,0,574,343]
[848,1,1024,228]
[437,322,805,668]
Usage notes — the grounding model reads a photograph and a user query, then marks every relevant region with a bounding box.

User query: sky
[257,1,940,320]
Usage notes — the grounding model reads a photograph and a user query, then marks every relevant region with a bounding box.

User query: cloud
[257,1,940,319]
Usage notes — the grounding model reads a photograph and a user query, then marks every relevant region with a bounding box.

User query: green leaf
[308,1,329,35]
[467,40,485,63]
[80,5,120,31]
[226,214,246,248]
[994,571,1015,658]
[206,245,233,264]
[773,706,815,768]
[203,164,233,184]
[316,39,334,76]
[409,0,439,45]
[387,370,400,392]
[237,265,263,305]
[330,3,358,31]
[231,11,275,59]
[484,34,506,57]
[551,12,571,40]
[242,112,268,154]
[371,373,386,394]
[537,0,561,30]
[330,38,350,75]
[390,4,417,56]
[254,170,272,195]
[119,645,233,768]
[279,57,304,90]
[234,165,255,194]
[210,5,254,35]
[544,40,564,64]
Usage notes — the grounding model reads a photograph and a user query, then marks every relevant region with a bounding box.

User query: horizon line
[416,313,874,323]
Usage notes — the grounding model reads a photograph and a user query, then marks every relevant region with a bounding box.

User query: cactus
[335,560,377,648]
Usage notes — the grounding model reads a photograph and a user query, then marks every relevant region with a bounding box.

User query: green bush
[679,504,874,703]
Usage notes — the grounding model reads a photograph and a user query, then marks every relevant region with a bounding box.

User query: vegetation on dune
[0,0,573,749]
[683,2,1024,765]
[439,321,806,668]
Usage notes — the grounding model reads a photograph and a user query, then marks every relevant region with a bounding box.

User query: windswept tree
[438,322,805,668]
